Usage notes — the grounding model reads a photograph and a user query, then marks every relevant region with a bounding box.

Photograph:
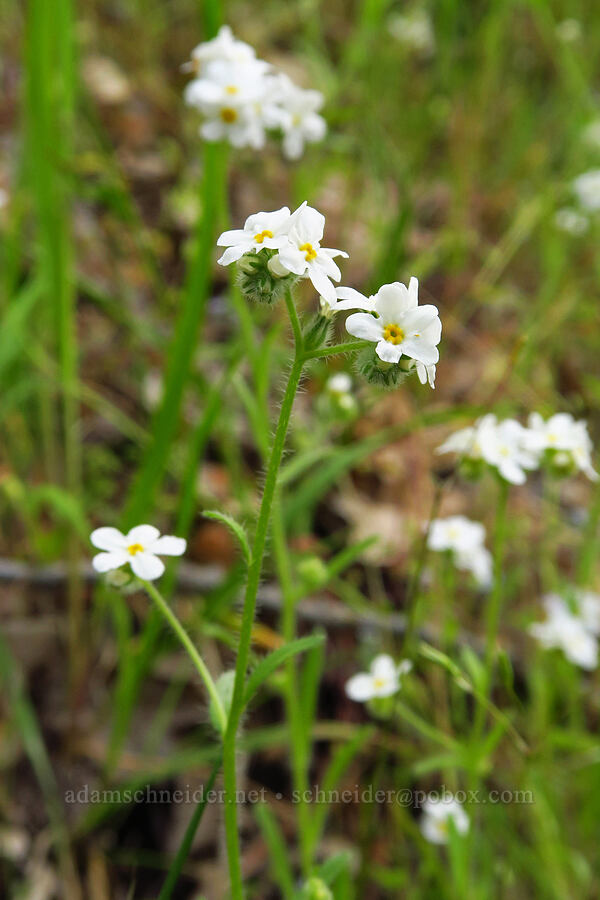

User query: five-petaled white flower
[270,202,348,305]
[529,593,598,670]
[428,516,492,588]
[217,207,292,265]
[91,525,186,581]
[420,794,470,845]
[344,279,441,381]
[345,654,412,702]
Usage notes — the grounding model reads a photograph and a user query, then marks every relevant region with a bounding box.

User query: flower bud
[209,670,235,734]
[355,347,408,388]
[300,877,334,900]
[237,250,297,304]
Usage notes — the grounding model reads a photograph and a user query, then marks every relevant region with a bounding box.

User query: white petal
[374,282,412,320]
[375,340,403,363]
[218,245,247,266]
[216,228,246,247]
[130,552,165,581]
[371,654,397,681]
[276,245,308,276]
[126,524,161,546]
[400,339,439,366]
[148,535,187,556]
[345,673,376,702]
[92,550,129,573]
[90,527,127,551]
[334,286,374,311]
[345,312,384,343]
[308,265,337,303]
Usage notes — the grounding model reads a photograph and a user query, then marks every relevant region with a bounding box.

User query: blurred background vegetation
[1,0,600,897]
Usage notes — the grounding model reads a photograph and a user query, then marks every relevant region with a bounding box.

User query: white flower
[326,372,355,411]
[554,208,588,235]
[184,59,270,149]
[529,594,598,670]
[271,202,348,304]
[216,206,292,265]
[345,655,412,702]
[573,170,600,211]
[526,412,597,481]
[184,26,258,74]
[437,414,539,484]
[577,590,600,634]
[389,10,435,56]
[270,73,326,159]
[555,18,582,43]
[91,525,186,581]
[428,516,492,588]
[583,119,600,148]
[344,279,441,378]
[420,795,469,845]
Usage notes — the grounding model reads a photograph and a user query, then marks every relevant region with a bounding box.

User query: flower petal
[345,312,384,343]
[217,244,247,266]
[216,228,246,247]
[307,265,336,303]
[148,536,187,556]
[130,552,165,581]
[374,282,413,320]
[334,286,374,311]
[375,340,403,363]
[276,245,308,276]
[92,550,129,573]
[345,673,375,702]
[126,524,161,546]
[90,527,127,551]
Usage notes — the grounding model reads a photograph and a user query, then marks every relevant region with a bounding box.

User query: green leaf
[244,633,326,708]
[203,510,252,566]
[254,802,295,899]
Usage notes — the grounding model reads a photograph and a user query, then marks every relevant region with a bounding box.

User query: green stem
[303,339,367,360]
[474,478,510,736]
[222,290,305,898]
[140,580,227,735]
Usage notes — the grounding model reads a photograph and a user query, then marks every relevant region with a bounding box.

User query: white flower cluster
[556,167,600,235]
[420,794,469,845]
[183,26,326,157]
[529,590,600,670]
[217,203,442,387]
[437,412,597,484]
[326,372,355,412]
[345,654,412,702]
[427,516,492,589]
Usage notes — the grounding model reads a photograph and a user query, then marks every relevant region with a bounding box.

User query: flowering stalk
[140,579,227,734]
[475,479,510,736]
[222,288,306,897]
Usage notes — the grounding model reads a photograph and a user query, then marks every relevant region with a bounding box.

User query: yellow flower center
[299,242,318,261]
[127,543,144,556]
[373,677,386,689]
[254,229,274,244]
[383,323,405,344]
[225,85,239,95]
[220,107,238,123]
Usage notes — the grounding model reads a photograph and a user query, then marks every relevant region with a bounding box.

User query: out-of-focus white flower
[525,412,597,481]
[582,119,600,148]
[529,594,598,670]
[216,206,292,265]
[326,372,355,411]
[554,207,588,235]
[555,18,582,43]
[437,414,538,484]
[577,590,600,634]
[270,73,326,160]
[420,795,469,845]
[345,655,412,702]
[389,10,435,56]
[183,27,327,158]
[344,279,441,383]
[91,525,186,581]
[184,25,257,74]
[271,202,348,304]
[185,59,271,149]
[428,516,492,588]
[573,170,600,211]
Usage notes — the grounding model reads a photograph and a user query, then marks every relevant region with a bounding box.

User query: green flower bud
[303,313,333,352]
[209,670,235,734]
[297,555,329,589]
[300,877,334,900]
[355,346,408,388]
[236,250,297,305]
